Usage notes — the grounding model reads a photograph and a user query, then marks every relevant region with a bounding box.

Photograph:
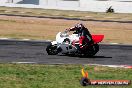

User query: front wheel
[46,44,58,55]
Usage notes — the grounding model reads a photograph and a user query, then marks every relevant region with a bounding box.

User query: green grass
[0,64,131,88]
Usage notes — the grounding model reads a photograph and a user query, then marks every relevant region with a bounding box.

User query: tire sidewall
[46,44,58,55]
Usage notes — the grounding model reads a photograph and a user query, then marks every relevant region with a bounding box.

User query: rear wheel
[46,44,58,55]
[93,44,99,54]
[84,44,99,56]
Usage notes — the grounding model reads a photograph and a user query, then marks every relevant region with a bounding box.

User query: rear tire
[46,44,58,55]
[84,44,99,56]
[93,44,99,54]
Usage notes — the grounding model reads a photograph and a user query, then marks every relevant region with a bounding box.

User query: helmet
[75,23,84,31]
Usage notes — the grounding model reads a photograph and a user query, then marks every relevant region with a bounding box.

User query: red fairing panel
[92,35,104,44]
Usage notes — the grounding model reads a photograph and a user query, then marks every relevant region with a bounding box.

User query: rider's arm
[66,27,76,32]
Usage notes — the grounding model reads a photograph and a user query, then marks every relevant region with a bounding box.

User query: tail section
[92,35,104,44]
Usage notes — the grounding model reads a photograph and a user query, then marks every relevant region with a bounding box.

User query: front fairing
[56,32,69,44]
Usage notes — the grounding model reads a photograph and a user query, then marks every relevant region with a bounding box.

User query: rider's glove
[65,29,70,33]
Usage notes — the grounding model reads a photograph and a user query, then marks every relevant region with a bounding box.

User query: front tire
[46,44,58,55]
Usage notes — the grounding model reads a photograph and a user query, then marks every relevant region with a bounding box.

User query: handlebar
[60,31,69,37]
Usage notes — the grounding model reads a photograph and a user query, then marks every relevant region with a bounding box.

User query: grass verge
[0,64,131,88]
[0,6,132,21]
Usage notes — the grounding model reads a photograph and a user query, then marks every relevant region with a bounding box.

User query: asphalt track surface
[0,39,132,65]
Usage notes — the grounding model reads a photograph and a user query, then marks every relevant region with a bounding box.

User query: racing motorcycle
[46,31,104,56]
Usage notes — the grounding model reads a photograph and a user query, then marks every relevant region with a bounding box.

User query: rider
[66,23,93,50]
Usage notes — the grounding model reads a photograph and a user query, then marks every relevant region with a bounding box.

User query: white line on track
[0,38,9,40]
[12,62,37,64]
[88,64,132,69]
[109,43,119,44]
[10,62,132,69]
[22,39,31,41]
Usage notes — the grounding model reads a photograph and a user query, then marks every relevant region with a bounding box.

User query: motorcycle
[46,30,104,56]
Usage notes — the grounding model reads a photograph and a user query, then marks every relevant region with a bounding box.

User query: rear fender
[92,35,104,44]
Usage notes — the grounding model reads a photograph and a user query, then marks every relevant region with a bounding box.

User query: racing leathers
[67,25,93,50]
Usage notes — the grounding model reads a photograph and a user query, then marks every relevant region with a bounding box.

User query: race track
[0,39,132,65]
